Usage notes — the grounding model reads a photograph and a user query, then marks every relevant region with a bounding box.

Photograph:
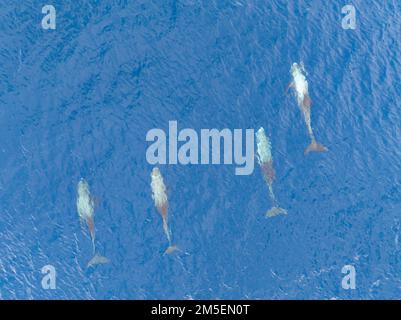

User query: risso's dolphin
[288,62,328,155]
[151,167,178,254]
[256,128,287,218]
[76,178,109,267]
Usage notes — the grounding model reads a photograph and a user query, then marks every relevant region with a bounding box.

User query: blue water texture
[1,0,401,299]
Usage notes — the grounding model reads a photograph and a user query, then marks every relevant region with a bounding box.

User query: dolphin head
[255,127,272,165]
[151,167,161,178]
[76,178,93,220]
[77,178,90,197]
[290,63,300,76]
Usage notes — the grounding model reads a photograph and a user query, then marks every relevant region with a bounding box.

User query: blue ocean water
[1,0,401,299]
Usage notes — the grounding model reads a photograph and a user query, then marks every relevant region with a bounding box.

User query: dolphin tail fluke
[266,207,287,218]
[164,245,179,255]
[87,254,109,268]
[304,141,328,155]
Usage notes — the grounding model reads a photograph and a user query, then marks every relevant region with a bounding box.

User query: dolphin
[150,167,178,254]
[76,178,108,267]
[288,62,328,155]
[256,128,287,217]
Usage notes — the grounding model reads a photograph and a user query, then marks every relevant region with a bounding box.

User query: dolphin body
[256,128,287,217]
[150,168,178,254]
[76,179,109,267]
[288,62,328,155]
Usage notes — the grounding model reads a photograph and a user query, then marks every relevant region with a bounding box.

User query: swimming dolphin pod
[76,178,109,267]
[289,62,328,155]
[150,167,178,254]
[68,61,331,265]
[256,127,287,218]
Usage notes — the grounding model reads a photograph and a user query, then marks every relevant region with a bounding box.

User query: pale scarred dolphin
[288,62,328,155]
[256,127,287,217]
[150,168,178,254]
[76,178,109,267]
